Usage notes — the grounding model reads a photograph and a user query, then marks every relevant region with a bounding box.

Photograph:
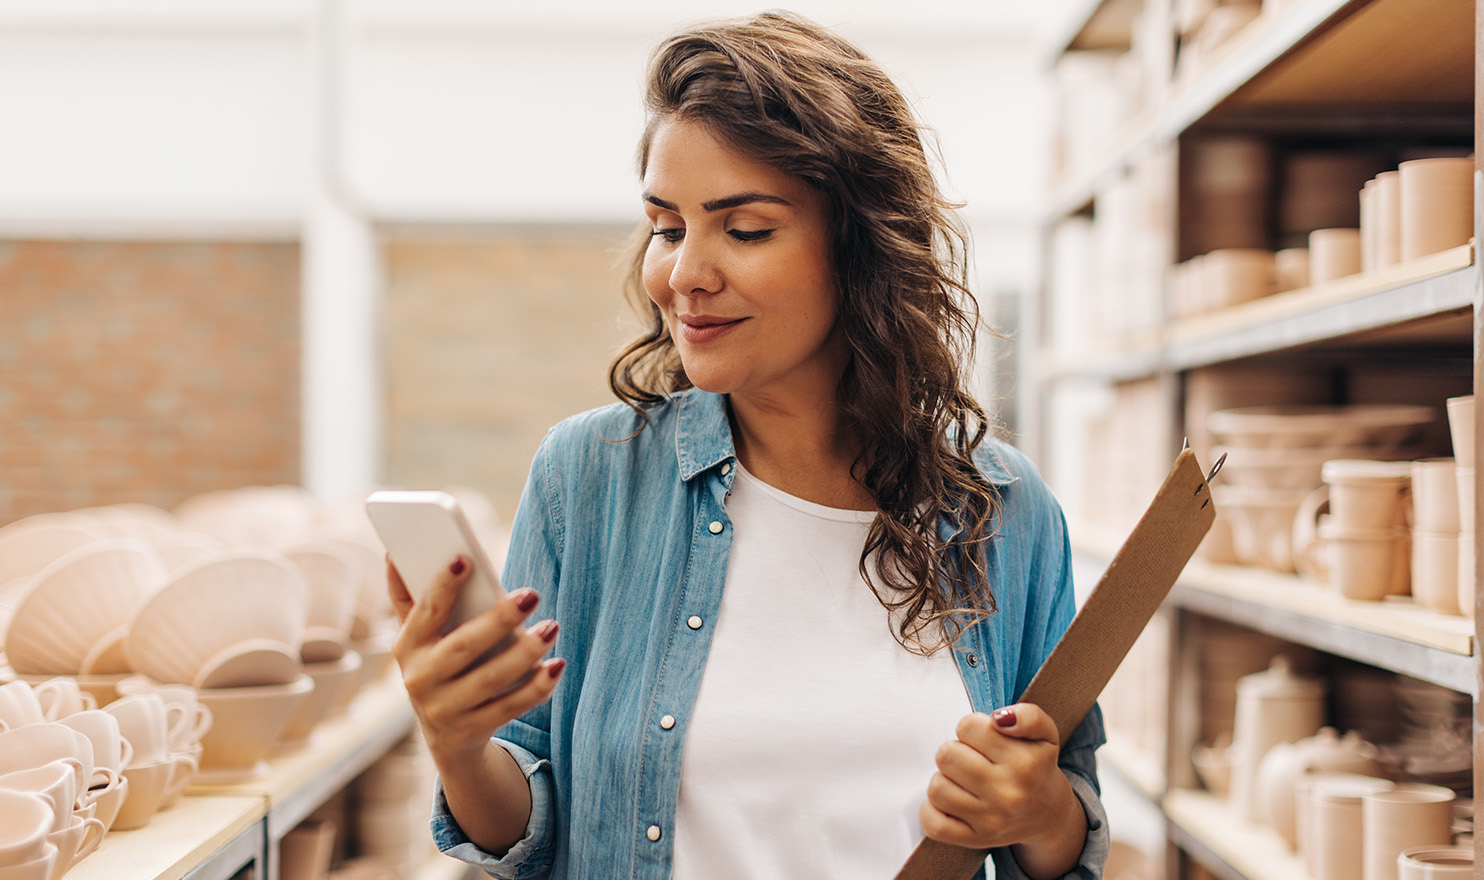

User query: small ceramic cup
[0,681,47,730]
[1398,158,1473,261]
[0,789,54,867]
[31,678,97,723]
[58,710,133,787]
[1364,784,1456,880]
[1310,228,1363,283]
[103,694,176,767]
[1411,531,1461,615]
[0,724,96,800]
[0,761,76,833]
[0,841,57,880]
[1446,395,1474,468]
[1397,845,1473,880]
[44,812,104,876]
[1275,247,1311,292]
[1373,170,1401,268]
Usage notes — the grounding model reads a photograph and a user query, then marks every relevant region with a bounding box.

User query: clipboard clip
[1181,437,1227,485]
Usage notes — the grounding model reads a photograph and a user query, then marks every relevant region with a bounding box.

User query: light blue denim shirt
[431,389,1107,880]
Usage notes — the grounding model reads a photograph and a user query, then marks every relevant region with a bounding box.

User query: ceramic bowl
[192,639,302,689]
[278,651,363,749]
[283,545,359,636]
[1215,444,1420,492]
[1209,404,1437,449]
[195,674,314,781]
[124,552,309,686]
[5,539,168,676]
[0,513,110,586]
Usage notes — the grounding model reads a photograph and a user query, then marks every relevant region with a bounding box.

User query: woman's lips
[678,316,745,344]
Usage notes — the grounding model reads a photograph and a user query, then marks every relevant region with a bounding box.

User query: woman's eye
[650,228,684,244]
[729,229,773,242]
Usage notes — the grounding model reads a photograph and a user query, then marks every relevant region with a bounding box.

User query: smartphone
[365,489,506,637]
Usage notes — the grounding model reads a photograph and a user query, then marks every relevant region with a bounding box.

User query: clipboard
[894,447,1223,880]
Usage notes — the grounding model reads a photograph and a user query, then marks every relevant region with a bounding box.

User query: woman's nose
[668,238,723,296]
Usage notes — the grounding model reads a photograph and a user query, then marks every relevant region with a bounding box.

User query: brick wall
[381,227,642,523]
[0,240,301,525]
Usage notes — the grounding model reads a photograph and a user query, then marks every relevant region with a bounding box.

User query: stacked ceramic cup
[101,686,211,829]
[1315,459,1414,602]
[1410,457,1462,614]
[122,552,312,782]
[0,679,128,878]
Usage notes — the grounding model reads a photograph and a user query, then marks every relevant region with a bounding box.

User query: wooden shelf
[1042,0,1142,60]
[1167,245,1475,369]
[1071,525,1475,694]
[1039,245,1473,382]
[1045,0,1472,224]
[67,795,264,880]
[1164,788,1307,880]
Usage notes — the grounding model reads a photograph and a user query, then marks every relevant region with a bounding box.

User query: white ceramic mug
[58,710,133,786]
[31,678,97,723]
[0,724,95,800]
[104,694,175,766]
[0,762,75,832]
[0,789,55,867]
[44,812,104,875]
[0,681,46,730]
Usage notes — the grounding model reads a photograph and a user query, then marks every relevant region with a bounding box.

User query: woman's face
[641,118,847,406]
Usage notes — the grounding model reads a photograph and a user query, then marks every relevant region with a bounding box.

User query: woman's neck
[727,392,874,511]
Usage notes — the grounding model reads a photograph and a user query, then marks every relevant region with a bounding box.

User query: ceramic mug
[0,681,47,730]
[1364,785,1455,880]
[0,724,96,799]
[1411,459,1459,533]
[104,694,176,766]
[0,762,75,833]
[1397,845,1473,880]
[31,678,97,723]
[0,841,56,880]
[58,710,133,787]
[1398,158,1473,262]
[0,789,54,867]
[44,813,104,875]
[1309,228,1362,283]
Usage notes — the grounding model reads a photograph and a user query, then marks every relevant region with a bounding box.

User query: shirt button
[966,653,979,667]
[708,520,724,534]
[660,714,676,730]
[721,462,733,475]
[687,615,703,630]
[646,825,662,842]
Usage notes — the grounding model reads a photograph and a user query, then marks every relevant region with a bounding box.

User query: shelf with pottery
[1099,732,1166,802]
[1045,0,1472,221]
[1163,787,1307,880]
[188,670,416,840]
[64,794,265,880]
[1036,245,1474,384]
[1070,522,1475,694]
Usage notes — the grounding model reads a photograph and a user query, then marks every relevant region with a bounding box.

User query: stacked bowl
[1208,404,1436,573]
[123,552,312,782]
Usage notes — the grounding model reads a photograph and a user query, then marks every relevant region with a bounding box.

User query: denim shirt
[430,389,1108,880]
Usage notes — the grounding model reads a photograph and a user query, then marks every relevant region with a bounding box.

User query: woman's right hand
[387,554,565,764]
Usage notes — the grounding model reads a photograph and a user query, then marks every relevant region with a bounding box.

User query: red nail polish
[992,707,1016,727]
[547,658,566,678]
[449,557,466,576]
[515,590,539,613]
[537,620,560,643]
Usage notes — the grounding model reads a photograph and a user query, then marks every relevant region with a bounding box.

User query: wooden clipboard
[894,447,1221,880]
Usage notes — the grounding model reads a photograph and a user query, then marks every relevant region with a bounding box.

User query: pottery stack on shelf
[123,552,311,782]
[1207,404,1436,573]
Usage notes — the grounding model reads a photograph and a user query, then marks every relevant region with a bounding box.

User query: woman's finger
[400,554,474,642]
[386,555,414,625]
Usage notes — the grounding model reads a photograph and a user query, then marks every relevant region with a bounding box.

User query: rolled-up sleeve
[430,739,556,879]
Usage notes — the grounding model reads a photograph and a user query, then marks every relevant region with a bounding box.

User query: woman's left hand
[921,703,1086,877]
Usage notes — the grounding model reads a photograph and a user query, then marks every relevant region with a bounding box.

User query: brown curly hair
[608,10,1001,655]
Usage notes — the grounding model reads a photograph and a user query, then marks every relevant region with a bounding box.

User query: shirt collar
[673,387,1018,488]
[674,389,737,481]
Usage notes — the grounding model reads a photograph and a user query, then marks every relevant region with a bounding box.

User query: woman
[389,11,1107,880]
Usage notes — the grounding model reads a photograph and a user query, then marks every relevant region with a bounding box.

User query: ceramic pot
[1229,657,1327,822]
[1411,459,1459,533]
[1322,460,1412,529]
[1397,845,1473,880]
[1306,775,1396,880]
[1412,531,1460,615]
[1319,520,1410,601]
[1398,158,1473,261]
[1255,728,1381,847]
[1310,228,1362,283]
[1364,784,1456,880]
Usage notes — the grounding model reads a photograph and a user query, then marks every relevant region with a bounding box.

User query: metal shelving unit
[1035,0,1482,877]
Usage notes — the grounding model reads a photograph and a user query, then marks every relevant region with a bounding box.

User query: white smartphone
[365,489,506,638]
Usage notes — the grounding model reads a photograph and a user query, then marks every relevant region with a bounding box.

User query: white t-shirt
[670,465,976,879]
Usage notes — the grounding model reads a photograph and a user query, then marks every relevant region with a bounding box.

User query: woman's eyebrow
[642,191,791,212]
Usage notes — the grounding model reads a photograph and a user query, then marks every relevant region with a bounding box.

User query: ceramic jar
[1229,657,1327,823]
[1255,727,1381,847]
[1364,784,1456,880]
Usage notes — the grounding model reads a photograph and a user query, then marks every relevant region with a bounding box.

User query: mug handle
[88,765,119,797]
[72,815,106,864]
[116,735,134,772]
[1291,484,1331,582]
[33,679,67,722]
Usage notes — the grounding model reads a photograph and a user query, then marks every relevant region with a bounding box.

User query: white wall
[0,0,1070,494]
